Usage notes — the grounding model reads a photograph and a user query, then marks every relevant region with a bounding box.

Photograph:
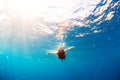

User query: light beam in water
[0,0,119,42]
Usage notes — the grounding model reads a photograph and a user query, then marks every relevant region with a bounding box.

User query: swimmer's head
[57,46,64,52]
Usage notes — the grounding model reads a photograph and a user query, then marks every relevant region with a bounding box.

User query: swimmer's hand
[46,52,49,55]
[71,46,75,49]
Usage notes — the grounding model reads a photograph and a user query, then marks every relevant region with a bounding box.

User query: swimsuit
[57,50,65,59]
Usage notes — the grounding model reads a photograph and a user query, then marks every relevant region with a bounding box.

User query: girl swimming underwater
[47,46,74,59]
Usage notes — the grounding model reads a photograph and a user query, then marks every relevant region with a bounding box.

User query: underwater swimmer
[47,46,74,59]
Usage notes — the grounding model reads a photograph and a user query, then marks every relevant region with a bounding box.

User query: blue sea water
[0,0,120,80]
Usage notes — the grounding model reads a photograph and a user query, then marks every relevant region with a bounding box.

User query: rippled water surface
[0,0,120,80]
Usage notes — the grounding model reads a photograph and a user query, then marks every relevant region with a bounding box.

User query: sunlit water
[0,0,120,80]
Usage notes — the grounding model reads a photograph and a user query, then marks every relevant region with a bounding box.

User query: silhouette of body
[47,46,74,59]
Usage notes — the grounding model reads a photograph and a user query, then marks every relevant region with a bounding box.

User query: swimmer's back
[57,50,65,59]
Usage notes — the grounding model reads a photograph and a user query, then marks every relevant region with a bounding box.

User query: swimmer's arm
[65,46,74,52]
[47,51,57,55]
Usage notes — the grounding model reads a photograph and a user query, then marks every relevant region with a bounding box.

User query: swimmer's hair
[57,46,64,50]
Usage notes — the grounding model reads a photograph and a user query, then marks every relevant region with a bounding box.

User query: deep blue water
[0,0,120,80]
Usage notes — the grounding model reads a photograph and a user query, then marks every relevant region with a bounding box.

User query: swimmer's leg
[65,46,74,52]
